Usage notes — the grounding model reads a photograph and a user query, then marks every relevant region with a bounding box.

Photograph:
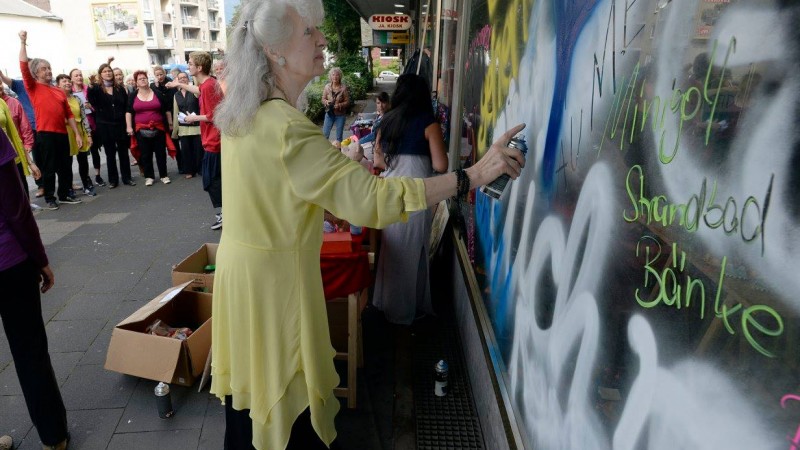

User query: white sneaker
[210,215,222,230]
[161,177,171,184]
[145,178,154,186]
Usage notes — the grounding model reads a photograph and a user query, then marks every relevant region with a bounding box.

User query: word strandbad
[634,238,783,358]
[624,165,773,255]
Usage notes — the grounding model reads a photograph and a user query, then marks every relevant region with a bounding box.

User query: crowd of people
[0,32,224,230]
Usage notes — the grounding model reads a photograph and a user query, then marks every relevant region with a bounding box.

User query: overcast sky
[225,0,239,25]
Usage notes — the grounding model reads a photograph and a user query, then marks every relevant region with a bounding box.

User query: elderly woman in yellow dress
[210,1,526,449]
[56,74,93,197]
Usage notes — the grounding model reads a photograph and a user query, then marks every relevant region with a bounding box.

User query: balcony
[208,17,221,30]
[163,38,174,48]
[183,39,203,49]
[179,0,198,4]
[182,15,200,27]
[142,9,153,20]
[146,37,157,48]
[207,0,219,10]
[162,12,172,23]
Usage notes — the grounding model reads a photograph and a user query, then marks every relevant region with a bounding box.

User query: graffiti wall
[460,0,800,448]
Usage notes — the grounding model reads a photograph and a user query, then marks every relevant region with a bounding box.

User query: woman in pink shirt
[125,70,173,186]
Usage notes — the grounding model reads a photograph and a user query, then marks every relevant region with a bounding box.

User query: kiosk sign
[369,14,411,31]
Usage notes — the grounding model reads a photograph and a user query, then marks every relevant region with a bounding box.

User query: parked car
[378,70,399,81]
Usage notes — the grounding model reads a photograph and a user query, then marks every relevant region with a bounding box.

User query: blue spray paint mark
[541,0,600,193]
[476,191,516,337]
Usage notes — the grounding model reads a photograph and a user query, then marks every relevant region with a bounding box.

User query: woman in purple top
[125,70,173,186]
[0,131,69,449]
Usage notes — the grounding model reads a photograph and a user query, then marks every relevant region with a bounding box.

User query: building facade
[0,0,225,79]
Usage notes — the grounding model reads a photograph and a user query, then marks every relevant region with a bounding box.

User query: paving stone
[51,352,85,386]
[45,320,106,353]
[48,232,102,249]
[0,363,21,396]
[65,223,111,237]
[198,395,225,450]
[116,380,209,433]
[55,293,123,321]
[49,263,96,288]
[83,270,145,295]
[0,395,33,444]
[77,324,114,366]
[102,250,160,274]
[87,212,130,224]
[107,429,201,449]
[17,408,124,450]
[61,365,138,410]
[0,352,84,397]
[0,339,11,373]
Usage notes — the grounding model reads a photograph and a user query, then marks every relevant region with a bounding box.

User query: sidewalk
[3,154,387,449]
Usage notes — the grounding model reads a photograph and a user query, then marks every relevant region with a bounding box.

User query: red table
[320,236,371,408]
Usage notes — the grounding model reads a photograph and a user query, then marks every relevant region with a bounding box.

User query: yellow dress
[66,96,90,156]
[0,98,29,176]
[210,99,427,449]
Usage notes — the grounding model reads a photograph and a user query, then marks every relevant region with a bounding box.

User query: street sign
[368,14,411,31]
[372,31,410,45]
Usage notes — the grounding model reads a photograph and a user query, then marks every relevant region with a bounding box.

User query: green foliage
[304,77,327,122]
[337,54,368,78]
[343,73,367,103]
[321,0,362,57]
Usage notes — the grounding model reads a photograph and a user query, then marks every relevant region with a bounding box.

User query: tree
[321,0,362,58]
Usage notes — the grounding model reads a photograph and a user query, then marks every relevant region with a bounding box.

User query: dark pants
[31,130,43,188]
[223,397,335,450]
[0,260,68,446]
[97,124,131,185]
[180,134,203,176]
[77,151,93,188]
[89,128,102,171]
[36,132,72,203]
[136,130,168,179]
[173,137,183,173]
[16,163,30,201]
[202,151,222,208]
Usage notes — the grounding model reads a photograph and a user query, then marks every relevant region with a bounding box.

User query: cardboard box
[105,283,212,386]
[172,243,218,293]
[322,232,352,254]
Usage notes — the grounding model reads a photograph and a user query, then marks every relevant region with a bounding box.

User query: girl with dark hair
[87,63,135,188]
[372,73,448,325]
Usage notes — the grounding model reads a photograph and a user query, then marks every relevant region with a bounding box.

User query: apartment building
[0,0,225,78]
[142,0,226,65]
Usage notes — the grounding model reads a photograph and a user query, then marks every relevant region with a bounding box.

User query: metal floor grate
[413,316,484,450]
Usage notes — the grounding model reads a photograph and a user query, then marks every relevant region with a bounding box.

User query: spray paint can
[479,135,528,199]
[434,360,449,397]
[155,382,175,419]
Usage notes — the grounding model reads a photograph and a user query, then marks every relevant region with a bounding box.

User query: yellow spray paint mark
[478,0,532,156]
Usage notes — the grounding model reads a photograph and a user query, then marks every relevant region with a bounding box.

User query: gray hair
[216,0,323,136]
[28,58,49,77]
[328,67,343,79]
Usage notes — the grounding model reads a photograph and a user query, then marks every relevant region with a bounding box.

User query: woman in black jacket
[125,70,173,186]
[87,63,135,188]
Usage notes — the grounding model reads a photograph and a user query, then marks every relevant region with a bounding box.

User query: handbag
[138,128,159,138]
[326,91,339,119]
